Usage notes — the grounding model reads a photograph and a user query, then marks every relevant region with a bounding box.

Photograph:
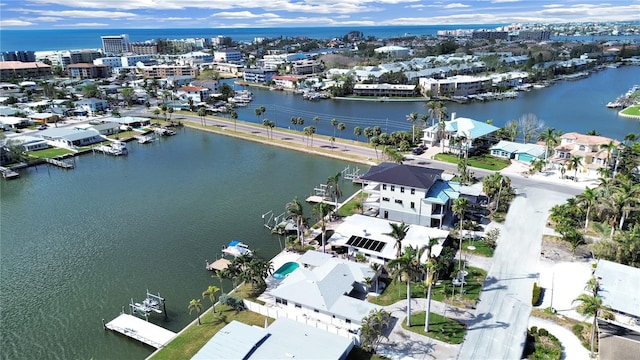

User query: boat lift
[341,165,361,182]
[129,290,167,321]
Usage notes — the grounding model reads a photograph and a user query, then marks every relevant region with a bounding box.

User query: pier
[206,258,230,271]
[44,157,74,169]
[104,314,176,349]
[0,166,20,179]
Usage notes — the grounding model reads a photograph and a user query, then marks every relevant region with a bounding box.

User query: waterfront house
[176,85,210,103]
[89,122,121,136]
[103,116,150,129]
[490,140,546,163]
[327,214,450,264]
[421,114,500,156]
[549,132,620,177]
[8,135,49,152]
[271,75,299,90]
[352,83,417,98]
[268,252,381,328]
[192,318,354,360]
[243,67,277,84]
[38,128,102,150]
[359,163,469,228]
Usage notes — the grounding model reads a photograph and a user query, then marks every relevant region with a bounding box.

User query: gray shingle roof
[361,163,443,189]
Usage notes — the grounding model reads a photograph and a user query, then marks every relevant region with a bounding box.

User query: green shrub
[538,328,549,336]
[532,282,542,306]
[530,326,538,334]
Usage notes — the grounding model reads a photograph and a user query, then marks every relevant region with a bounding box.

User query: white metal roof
[595,260,640,317]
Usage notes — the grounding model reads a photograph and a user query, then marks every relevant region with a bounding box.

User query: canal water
[232,65,640,141]
[0,129,361,360]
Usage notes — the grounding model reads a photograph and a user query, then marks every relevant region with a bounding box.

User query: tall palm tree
[423,237,443,332]
[326,172,342,212]
[353,126,362,143]
[202,285,220,313]
[286,197,305,246]
[188,299,203,325]
[573,292,609,358]
[576,187,598,230]
[370,263,382,294]
[406,112,419,143]
[331,118,339,143]
[568,155,583,181]
[452,197,470,272]
[611,177,640,230]
[387,246,422,326]
[231,110,238,132]
[600,140,618,169]
[338,123,346,149]
[385,222,410,258]
[537,127,560,169]
[313,202,332,253]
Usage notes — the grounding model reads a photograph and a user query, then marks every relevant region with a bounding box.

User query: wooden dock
[206,258,230,271]
[44,157,74,169]
[0,167,19,179]
[305,195,335,205]
[105,313,176,348]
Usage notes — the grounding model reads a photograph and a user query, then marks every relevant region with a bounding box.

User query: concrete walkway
[528,316,591,360]
[376,298,475,360]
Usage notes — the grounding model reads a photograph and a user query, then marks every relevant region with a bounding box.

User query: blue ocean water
[0,25,500,52]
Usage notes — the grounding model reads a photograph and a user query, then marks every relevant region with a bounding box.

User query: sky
[0,0,639,29]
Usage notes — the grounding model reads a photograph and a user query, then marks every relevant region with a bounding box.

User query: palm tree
[387,246,422,326]
[406,112,419,143]
[188,299,203,325]
[202,285,220,313]
[370,263,382,294]
[286,197,304,246]
[326,172,342,212]
[568,155,583,181]
[312,116,320,130]
[452,197,470,272]
[330,118,338,142]
[576,187,598,230]
[537,127,560,169]
[611,177,640,230]
[197,107,207,126]
[600,140,618,169]
[422,237,443,332]
[573,291,610,358]
[385,222,410,258]
[353,126,362,143]
[231,110,238,132]
[313,202,332,253]
[338,122,346,149]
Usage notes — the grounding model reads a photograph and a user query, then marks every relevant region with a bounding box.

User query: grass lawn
[434,153,510,171]
[402,311,466,344]
[337,191,364,217]
[108,130,139,140]
[620,105,640,117]
[28,148,74,159]
[369,266,487,308]
[461,238,494,257]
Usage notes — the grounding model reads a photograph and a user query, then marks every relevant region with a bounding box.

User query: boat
[135,134,156,144]
[222,240,253,258]
[153,127,176,136]
[94,141,128,156]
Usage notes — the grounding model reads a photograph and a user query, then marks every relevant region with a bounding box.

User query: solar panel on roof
[346,235,386,253]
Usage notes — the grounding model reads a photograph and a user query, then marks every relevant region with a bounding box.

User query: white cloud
[57,22,109,27]
[212,11,279,19]
[444,3,470,9]
[15,8,138,19]
[0,19,34,26]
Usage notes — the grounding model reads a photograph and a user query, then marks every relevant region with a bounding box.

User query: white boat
[135,134,156,144]
[222,240,253,258]
[95,141,128,156]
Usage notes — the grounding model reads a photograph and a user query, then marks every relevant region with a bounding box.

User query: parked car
[412,147,425,155]
[37,124,48,130]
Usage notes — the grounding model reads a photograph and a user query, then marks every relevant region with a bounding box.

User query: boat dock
[44,157,74,169]
[104,313,176,349]
[0,166,20,179]
[206,258,230,271]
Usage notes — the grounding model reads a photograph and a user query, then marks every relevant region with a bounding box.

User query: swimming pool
[273,262,299,279]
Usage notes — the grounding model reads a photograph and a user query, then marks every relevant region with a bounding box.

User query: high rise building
[101,34,129,55]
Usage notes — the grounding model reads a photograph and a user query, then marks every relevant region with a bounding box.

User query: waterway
[231,65,640,142]
[0,129,360,360]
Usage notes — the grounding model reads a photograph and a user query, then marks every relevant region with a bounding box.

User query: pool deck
[259,250,302,303]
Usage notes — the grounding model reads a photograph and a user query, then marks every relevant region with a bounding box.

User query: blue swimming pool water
[273,262,299,279]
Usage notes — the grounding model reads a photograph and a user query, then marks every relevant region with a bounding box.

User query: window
[395,199,403,204]
[390,185,395,191]
[411,188,415,195]
[295,304,301,309]
[382,184,387,190]
[411,202,415,209]
[346,319,351,324]
[314,309,319,313]
[400,187,405,193]
[382,197,390,202]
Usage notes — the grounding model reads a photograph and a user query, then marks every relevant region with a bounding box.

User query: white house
[7,135,49,152]
[176,85,210,103]
[38,128,102,150]
[360,163,462,227]
[328,214,450,264]
[490,140,546,163]
[268,253,381,329]
[421,113,499,154]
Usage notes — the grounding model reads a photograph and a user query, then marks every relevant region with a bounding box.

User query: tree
[120,87,135,107]
[83,83,101,98]
[387,246,422,326]
[330,118,339,142]
[423,237,443,332]
[452,197,470,272]
[599,140,618,169]
[406,112,418,143]
[197,107,207,126]
[303,126,316,147]
[518,113,545,144]
[573,276,612,358]
[313,202,332,253]
[231,110,238,132]
[537,127,561,169]
[370,263,382,294]
[286,197,305,246]
[202,285,220,313]
[576,187,598,230]
[337,122,346,149]
[326,172,342,212]
[568,155,583,181]
[385,222,410,258]
[360,309,391,352]
[353,126,362,143]
[188,299,203,325]
[167,107,174,122]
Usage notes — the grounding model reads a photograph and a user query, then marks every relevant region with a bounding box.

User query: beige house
[549,132,620,177]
